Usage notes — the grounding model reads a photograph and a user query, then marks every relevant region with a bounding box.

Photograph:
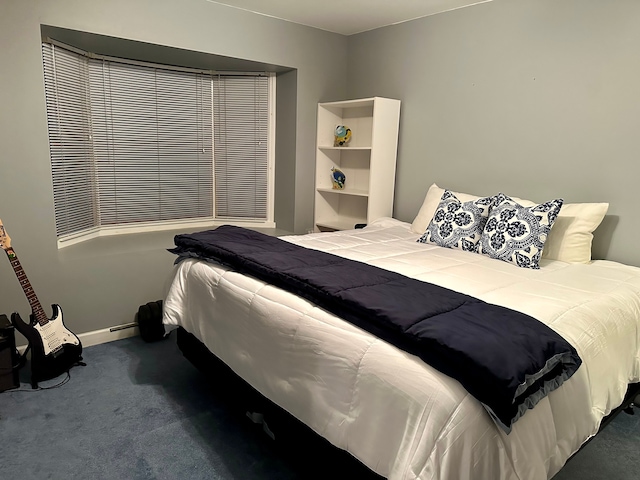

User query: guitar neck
[4,247,48,326]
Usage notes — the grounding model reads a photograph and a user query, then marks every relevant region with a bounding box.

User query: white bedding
[163,217,640,480]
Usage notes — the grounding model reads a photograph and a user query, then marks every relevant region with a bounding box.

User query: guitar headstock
[0,218,12,252]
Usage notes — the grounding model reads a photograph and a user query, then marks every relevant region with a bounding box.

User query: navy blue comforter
[170,225,582,433]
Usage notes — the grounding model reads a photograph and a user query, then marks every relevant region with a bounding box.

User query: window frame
[42,41,276,249]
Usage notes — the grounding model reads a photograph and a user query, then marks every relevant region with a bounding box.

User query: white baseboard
[18,324,140,353]
[79,325,140,348]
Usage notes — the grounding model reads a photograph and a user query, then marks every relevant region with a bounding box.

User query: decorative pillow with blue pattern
[479,193,564,269]
[418,190,494,252]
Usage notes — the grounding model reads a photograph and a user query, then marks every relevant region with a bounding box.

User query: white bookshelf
[314,97,401,231]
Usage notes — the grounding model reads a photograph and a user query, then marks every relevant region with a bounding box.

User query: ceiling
[206,0,493,36]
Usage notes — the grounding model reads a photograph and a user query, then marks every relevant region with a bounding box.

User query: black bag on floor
[137,300,165,342]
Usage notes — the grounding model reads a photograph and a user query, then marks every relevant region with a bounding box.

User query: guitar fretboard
[5,248,48,326]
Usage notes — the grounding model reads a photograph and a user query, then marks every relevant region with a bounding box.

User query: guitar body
[11,304,83,384]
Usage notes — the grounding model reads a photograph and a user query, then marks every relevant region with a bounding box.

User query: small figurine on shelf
[331,167,346,189]
[334,125,352,147]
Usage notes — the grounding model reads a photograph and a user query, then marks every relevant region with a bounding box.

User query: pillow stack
[413,183,608,269]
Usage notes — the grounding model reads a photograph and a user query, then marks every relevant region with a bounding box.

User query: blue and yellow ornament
[334,125,352,147]
[331,167,346,189]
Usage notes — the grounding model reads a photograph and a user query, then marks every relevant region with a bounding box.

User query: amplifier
[0,314,20,392]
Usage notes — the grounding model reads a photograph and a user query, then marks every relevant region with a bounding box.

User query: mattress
[163,217,640,480]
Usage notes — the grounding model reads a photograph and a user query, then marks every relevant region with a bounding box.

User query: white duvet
[163,218,640,480]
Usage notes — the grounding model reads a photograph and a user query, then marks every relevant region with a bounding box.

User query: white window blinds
[89,60,214,226]
[42,42,272,242]
[42,44,97,238]
[213,75,269,220]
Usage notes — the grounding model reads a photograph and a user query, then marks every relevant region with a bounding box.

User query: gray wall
[347,0,640,265]
[3,0,640,340]
[0,0,346,336]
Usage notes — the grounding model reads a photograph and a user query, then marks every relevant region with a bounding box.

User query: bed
[162,185,640,480]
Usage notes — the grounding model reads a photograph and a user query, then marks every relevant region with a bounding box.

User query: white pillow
[411,183,608,264]
[540,202,609,263]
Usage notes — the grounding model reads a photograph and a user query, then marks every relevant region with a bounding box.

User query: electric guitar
[0,218,82,387]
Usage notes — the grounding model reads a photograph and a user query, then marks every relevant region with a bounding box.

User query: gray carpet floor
[0,336,637,480]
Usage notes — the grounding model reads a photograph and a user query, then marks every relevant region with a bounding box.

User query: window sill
[56,225,295,261]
